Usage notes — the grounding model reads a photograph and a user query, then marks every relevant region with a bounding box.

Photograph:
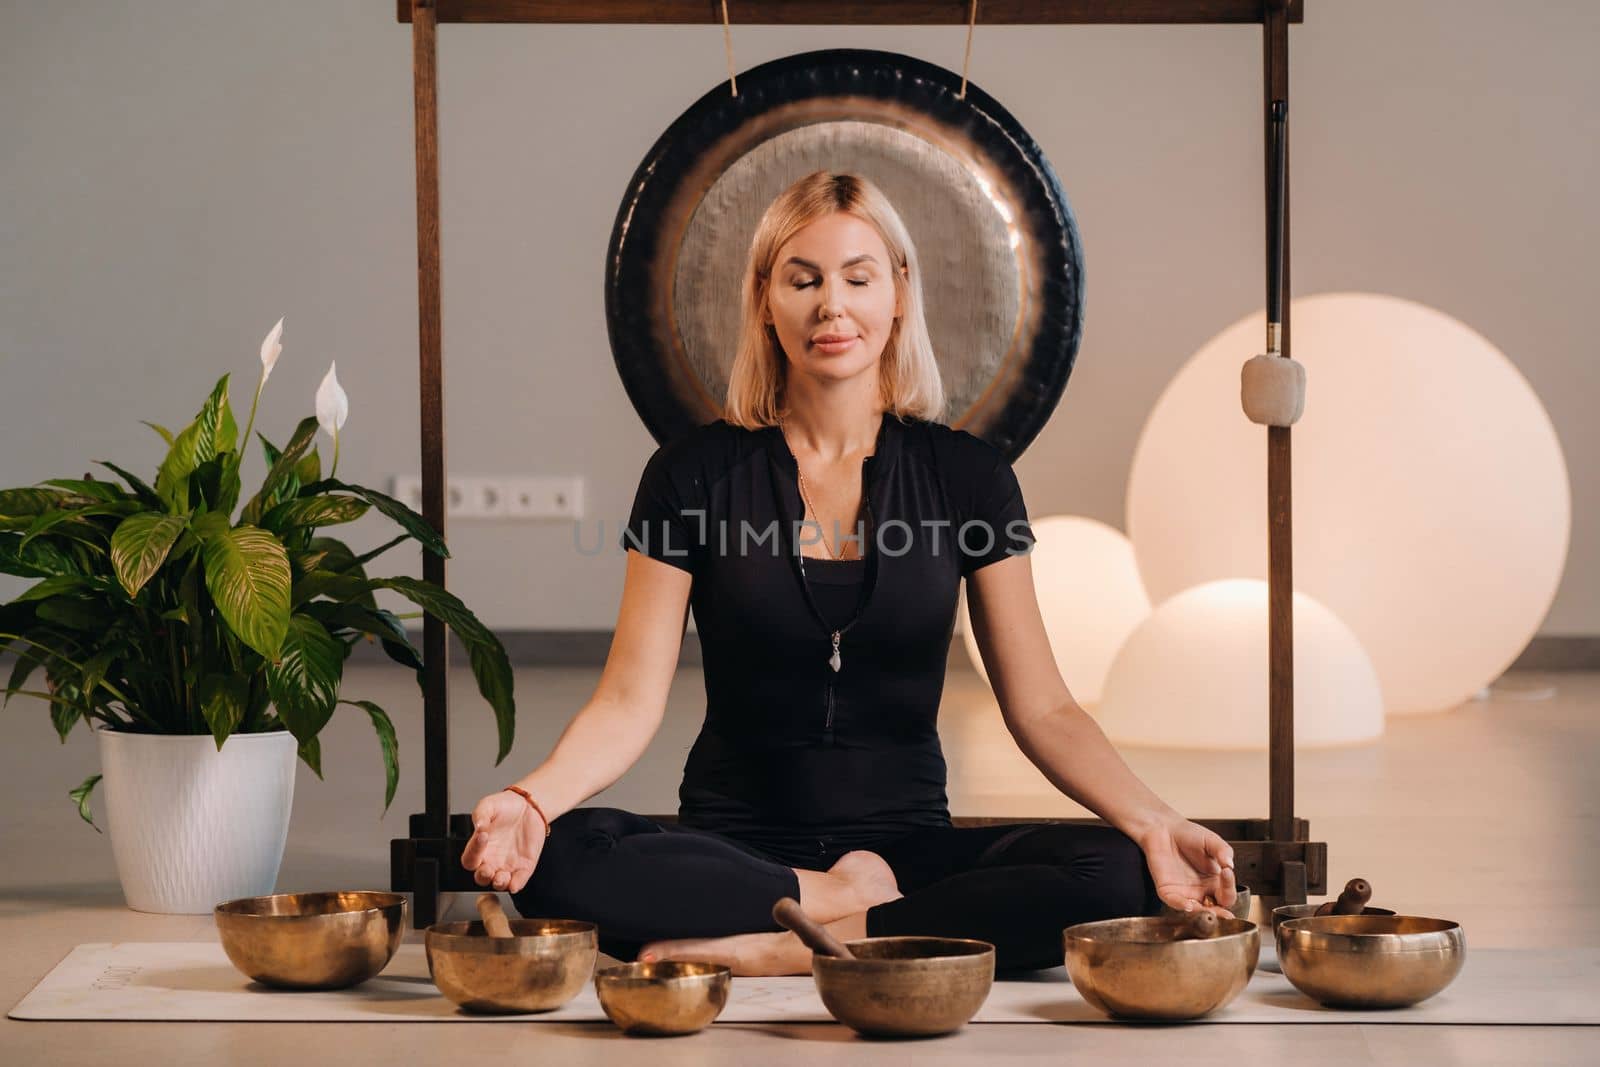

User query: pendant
[829,631,842,673]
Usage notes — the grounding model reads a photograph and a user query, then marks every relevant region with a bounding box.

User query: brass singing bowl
[426,919,598,1014]
[593,960,731,1035]
[812,937,996,1038]
[1063,916,1259,1020]
[214,891,407,990]
[1276,915,1465,1009]
[1162,884,1253,921]
[1271,902,1396,945]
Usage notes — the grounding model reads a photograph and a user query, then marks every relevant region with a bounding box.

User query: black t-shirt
[619,413,1034,864]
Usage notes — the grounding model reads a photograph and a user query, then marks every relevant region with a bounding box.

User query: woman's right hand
[460,789,547,893]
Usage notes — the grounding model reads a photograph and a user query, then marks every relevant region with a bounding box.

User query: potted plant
[0,319,515,913]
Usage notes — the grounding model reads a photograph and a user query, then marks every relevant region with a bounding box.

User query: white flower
[259,317,284,383]
[315,362,349,439]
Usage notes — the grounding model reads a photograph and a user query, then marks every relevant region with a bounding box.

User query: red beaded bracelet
[502,785,553,837]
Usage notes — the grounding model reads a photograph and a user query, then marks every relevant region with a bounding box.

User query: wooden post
[1264,0,1295,847]
[412,0,450,841]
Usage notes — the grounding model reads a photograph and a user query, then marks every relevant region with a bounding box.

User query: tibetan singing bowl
[426,919,598,1014]
[214,891,407,990]
[1277,914,1465,1009]
[1271,902,1396,945]
[812,937,996,1038]
[1063,916,1259,1020]
[593,960,731,1035]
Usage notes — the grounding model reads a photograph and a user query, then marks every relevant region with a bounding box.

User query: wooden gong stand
[389,0,1321,928]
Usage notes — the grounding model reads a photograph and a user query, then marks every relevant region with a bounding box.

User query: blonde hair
[723,172,946,428]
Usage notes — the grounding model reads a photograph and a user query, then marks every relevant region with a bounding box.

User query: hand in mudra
[460,790,545,894]
[1138,816,1237,918]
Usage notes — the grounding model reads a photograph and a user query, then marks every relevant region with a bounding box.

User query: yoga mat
[10,942,1599,1025]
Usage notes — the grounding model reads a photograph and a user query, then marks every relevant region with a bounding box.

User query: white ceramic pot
[96,727,298,914]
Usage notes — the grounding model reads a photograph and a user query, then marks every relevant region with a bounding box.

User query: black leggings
[511,808,1161,971]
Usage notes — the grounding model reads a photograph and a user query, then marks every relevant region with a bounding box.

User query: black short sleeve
[618,444,703,574]
[960,448,1035,576]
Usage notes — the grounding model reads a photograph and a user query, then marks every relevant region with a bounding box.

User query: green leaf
[35,597,112,632]
[264,614,345,744]
[290,549,329,576]
[95,461,164,509]
[351,533,410,569]
[214,452,243,517]
[14,575,100,603]
[17,506,118,551]
[241,416,319,526]
[303,601,422,671]
[154,375,236,512]
[293,448,321,487]
[301,479,448,559]
[306,537,360,573]
[142,421,175,446]
[0,533,81,578]
[79,647,116,704]
[291,569,372,609]
[297,734,323,778]
[197,674,249,748]
[0,488,68,532]
[200,524,291,660]
[41,478,128,503]
[190,510,231,543]
[6,641,46,706]
[191,455,231,515]
[70,774,102,831]
[110,513,189,597]
[50,692,82,741]
[341,699,399,812]
[370,576,514,763]
[261,495,369,535]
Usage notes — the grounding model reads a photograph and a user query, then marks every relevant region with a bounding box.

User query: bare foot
[640,911,870,976]
[829,850,902,910]
[794,850,901,923]
[638,930,812,976]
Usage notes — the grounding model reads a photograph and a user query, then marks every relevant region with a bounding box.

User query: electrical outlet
[390,474,582,520]
[504,476,584,520]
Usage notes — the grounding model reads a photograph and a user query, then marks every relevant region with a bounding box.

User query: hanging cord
[721,0,738,97]
[957,0,979,99]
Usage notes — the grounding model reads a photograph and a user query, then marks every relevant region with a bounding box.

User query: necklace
[779,418,863,673]
[779,418,851,562]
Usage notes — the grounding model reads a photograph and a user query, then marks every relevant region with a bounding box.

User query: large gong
[605,49,1084,462]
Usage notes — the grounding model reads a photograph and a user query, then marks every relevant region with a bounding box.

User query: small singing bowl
[1277,914,1465,1009]
[812,937,996,1038]
[426,919,598,1014]
[1162,883,1253,921]
[593,960,731,1035]
[1271,902,1396,946]
[1063,916,1260,1021]
[214,891,407,990]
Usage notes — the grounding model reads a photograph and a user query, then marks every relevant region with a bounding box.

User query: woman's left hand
[1135,816,1237,917]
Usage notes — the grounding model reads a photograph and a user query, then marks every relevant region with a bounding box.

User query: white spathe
[315,361,348,439]
[1095,579,1384,749]
[97,728,297,914]
[259,317,283,384]
[959,515,1150,707]
[1126,292,1570,714]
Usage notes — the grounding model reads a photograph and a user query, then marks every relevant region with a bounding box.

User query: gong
[605,48,1084,462]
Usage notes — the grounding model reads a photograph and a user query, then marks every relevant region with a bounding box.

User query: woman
[460,171,1235,976]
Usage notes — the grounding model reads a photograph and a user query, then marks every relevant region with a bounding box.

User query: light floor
[2,665,1596,1064]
